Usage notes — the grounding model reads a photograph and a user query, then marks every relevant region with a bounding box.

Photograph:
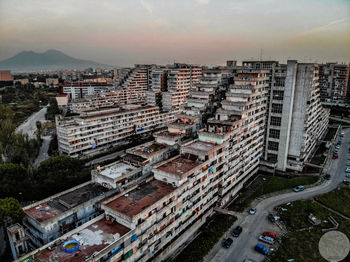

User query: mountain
[0,49,112,72]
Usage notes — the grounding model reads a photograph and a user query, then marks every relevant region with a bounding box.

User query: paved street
[34,135,51,166]
[205,129,348,262]
[16,107,47,139]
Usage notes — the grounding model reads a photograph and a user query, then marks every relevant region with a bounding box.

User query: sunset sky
[0,0,349,66]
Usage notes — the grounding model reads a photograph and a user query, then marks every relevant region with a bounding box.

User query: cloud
[194,0,210,5]
[140,0,153,16]
[291,17,350,39]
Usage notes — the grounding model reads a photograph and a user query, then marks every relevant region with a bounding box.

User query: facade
[319,63,350,101]
[246,61,330,172]
[0,70,14,87]
[162,64,202,111]
[56,93,69,107]
[56,105,175,157]
[62,82,112,100]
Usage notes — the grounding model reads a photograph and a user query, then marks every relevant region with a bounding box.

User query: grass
[228,175,319,211]
[316,187,350,217]
[324,127,338,141]
[173,214,236,262]
[270,192,350,262]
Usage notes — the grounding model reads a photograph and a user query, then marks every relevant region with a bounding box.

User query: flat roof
[104,180,175,217]
[25,183,108,223]
[100,161,137,180]
[184,140,217,153]
[34,219,130,262]
[154,131,184,138]
[155,156,201,177]
[128,142,167,158]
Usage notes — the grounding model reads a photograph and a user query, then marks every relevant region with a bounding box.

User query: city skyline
[0,0,349,67]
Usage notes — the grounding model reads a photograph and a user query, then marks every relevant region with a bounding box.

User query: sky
[0,0,349,67]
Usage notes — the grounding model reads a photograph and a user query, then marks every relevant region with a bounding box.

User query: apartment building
[69,89,128,113]
[242,60,329,172]
[147,67,168,108]
[62,82,112,100]
[14,68,268,262]
[319,63,350,101]
[21,182,114,249]
[56,104,175,157]
[162,64,202,111]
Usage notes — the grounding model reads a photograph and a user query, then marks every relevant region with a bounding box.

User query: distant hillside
[0,49,112,72]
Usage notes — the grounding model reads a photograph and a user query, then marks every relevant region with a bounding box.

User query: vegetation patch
[228,175,319,211]
[173,214,236,262]
[316,187,350,218]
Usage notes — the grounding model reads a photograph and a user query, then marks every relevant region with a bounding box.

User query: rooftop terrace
[33,218,130,262]
[127,142,167,158]
[25,183,108,223]
[99,161,138,180]
[155,156,202,177]
[104,180,175,217]
[184,140,217,153]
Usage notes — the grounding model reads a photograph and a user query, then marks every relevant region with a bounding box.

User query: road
[84,150,125,166]
[205,128,348,262]
[16,107,47,139]
[34,136,51,166]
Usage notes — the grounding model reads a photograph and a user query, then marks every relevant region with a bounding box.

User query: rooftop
[33,219,130,262]
[127,142,167,158]
[184,140,217,153]
[25,183,108,223]
[154,131,184,139]
[104,180,175,217]
[155,156,202,177]
[99,161,138,180]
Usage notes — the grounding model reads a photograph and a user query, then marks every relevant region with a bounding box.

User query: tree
[46,98,60,120]
[0,164,30,199]
[0,198,24,226]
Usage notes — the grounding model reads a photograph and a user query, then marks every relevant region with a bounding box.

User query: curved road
[206,129,347,262]
[16,107,47,139]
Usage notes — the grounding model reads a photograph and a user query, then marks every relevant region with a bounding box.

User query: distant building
[61,82,112,100]
[0,70,14,87]
[319,63,350,102]
[46,78,59,86]
[56,93,69,107]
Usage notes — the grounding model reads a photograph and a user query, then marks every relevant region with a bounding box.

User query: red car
[332,155,338,159]
[262,232,277,240]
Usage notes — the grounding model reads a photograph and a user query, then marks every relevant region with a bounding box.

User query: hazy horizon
[0,0,349,67]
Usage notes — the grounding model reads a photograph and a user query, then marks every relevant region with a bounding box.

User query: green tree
[0,163,30,199]
[0,198,24,226]
[46,98,60,120]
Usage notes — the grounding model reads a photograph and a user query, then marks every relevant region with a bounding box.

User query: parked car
[333,154,339,159]
[255,244,269,255]
[346,167,350,172]
[346,162,350,166]
[262,232,277,240]
[338,140,342,145]
[232,226,243,237]
[258,235,275,245]
[268,214,280,222]
[222,238,233,248]
[340,131,345,137]
[343,180,350,185]
[249,208,257,215]
[293,185,305,192]
[324,174,331,180]
[336,145,340,149]
[346,173,350,178]
[334,149,339,154]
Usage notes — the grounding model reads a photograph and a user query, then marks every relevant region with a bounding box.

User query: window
[269,129,280,139]
[270,116,281,126]
[271,103,283,113]
[272,90,284,100]
[274,77,285,86]
[268,141,279,151]
[267,153,278,163]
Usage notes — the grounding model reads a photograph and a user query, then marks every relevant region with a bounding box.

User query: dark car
[343,180,350,185]
[232,226,243,237]
[324,174,331,180]
[255,244,269,255]
[222,238,233,248]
